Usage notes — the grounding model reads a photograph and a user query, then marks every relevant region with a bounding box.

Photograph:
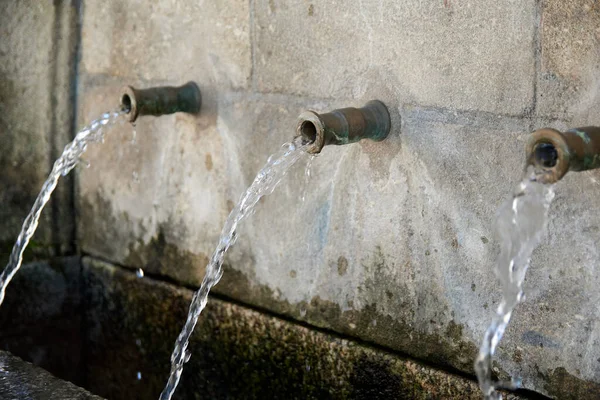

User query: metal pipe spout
[526,126,600,183]
[120,81,202,122]
[296,100,391,154]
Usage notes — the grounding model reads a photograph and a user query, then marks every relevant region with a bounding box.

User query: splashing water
[301,154,316,202]
[0,110,125,306]
[475,166,555,399]
[159,136,310,400]
[131,123,137,145]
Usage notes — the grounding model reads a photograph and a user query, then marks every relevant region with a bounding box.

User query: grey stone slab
[219,105,542,389]
[80,0,251,89]
[0,0,80,262]
[82,256,522,400]
[254,0,536,115]
[537,0,600,124]
[0,350,103,400]
[0,1,55,259]
[76,87,403,286]
[76,76,231,285]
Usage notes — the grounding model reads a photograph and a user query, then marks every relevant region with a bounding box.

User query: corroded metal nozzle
[120,81,202,122]
[526,127,600,183]
[296,100,391,154]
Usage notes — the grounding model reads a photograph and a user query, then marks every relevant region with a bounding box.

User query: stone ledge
[0,350,103,400]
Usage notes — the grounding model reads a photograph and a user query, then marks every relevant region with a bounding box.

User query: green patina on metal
[583,153,600,169]
[573,129,591,144]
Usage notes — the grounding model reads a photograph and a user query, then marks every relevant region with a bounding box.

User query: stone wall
[82,257,496,400]
[0,0,79,263]
[2,257,516,400]
[3,0,600,398]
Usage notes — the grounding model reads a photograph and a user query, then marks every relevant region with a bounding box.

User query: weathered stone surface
[82,257,522,400]
[254,0,536,115]
[33,1,600,398]
[76,77,600,397]
[508,167,600,399]
[0,257,84,386]
[0,1,54,260]
[50,0,81,255]
[76,76,230,285]
[77,88,403,280]
[80,0,251,88]
[0,0,79,263]
[218,106,568,394]
[0,350,103,400]
[537,1,600,123]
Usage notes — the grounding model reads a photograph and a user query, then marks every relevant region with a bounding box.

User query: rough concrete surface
[0,350,104,400]
[82,257,526,400]
[76,76,230,286]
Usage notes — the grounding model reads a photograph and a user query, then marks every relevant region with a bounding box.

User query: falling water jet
[0,110,124,307]
[474,166,555,400]
[474,124,600,399]
[0,82,202,308]
[159,100,392,400]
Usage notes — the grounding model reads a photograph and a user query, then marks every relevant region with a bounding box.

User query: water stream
[475,166,555,399]
[0,110,125,306]
[159,136,310,400]
[301,154,316,202]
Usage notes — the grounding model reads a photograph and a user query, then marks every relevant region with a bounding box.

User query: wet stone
[82,257,527,400]
[0,257,83,385]
[0,350,103,400]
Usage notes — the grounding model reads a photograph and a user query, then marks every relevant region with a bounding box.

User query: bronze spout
[296,100,391,154]
[526,127,600,183]
[120,82,202,122]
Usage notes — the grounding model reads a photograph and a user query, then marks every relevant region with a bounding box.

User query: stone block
[0,1,55,259]
[215,104,600,398]
[254,0,536,115]
[0,351,103,400]
[0,0,80,262]
[219,106,531,384]
[537,0,600,123]
[76,76,230,285]
[82,257,515,400]
[80,0,251,89]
